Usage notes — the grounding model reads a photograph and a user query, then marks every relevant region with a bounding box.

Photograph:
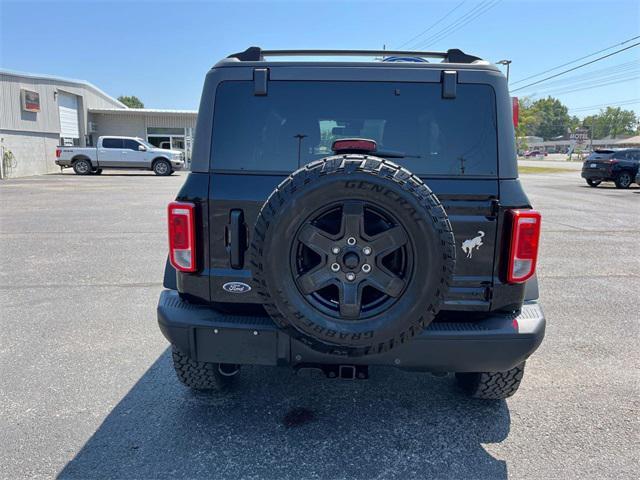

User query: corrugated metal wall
[91,113,197,139]
[0,73,123,135]
[91,113,147,139]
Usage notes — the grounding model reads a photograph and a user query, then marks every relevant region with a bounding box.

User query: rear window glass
[586,152,614,160]
[211,81,497,176]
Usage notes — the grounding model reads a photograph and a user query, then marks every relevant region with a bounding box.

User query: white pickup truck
[55,136,185,176]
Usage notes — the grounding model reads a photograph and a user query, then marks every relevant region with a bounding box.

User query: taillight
[55,149,61,158]
[512,97,519,129]
[168,201,196,272]
[507,210,541,283]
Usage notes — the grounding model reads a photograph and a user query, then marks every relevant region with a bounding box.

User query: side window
[102,138,123,149]
[123,139,141,151]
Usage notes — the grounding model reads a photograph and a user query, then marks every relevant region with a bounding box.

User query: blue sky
[1,0,639,118]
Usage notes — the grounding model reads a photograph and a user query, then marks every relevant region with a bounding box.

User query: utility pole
[497,59,512,83]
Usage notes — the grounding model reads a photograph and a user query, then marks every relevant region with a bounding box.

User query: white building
[0,70,196,178]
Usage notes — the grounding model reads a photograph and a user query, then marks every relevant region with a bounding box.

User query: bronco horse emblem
[461,231,485,258]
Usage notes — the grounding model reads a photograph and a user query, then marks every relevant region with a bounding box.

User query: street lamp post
[497,59,512,83]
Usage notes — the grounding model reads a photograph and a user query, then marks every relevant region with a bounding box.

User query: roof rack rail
[227,47,483,64]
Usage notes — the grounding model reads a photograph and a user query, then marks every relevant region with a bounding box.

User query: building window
[60,137,80,147]
[147,127,184,135]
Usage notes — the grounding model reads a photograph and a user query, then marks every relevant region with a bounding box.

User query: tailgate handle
[228,209,246,269]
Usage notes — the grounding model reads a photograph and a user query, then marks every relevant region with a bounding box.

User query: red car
[523,150,548,157]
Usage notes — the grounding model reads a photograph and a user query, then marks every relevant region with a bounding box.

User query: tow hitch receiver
[295,364,369,380]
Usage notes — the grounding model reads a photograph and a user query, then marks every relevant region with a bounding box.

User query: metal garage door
[58,92,80,140]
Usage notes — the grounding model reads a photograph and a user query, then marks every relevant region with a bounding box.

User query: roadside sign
[570,129,589,145]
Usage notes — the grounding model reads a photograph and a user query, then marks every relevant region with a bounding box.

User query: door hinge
[490,199,500,217]
[441,70,457,99]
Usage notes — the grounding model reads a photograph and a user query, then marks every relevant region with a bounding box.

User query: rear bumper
[157,290,545,372]
[581,170,611,181]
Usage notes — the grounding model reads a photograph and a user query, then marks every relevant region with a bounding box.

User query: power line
[395,1,467,50]
[530,59,639,89]
[527,69,640,96]
[536,77,639,96]
[510,35,640,85]
[568,99,640,112]
[410,1,490,49]
[511,42,640,92]
[419,0,502,49]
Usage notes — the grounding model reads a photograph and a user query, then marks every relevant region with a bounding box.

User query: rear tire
[614,172,632,189]
[171,346,239,391]
[72,159,92,175]
[455,362,525,399]
[586,179,600,187]
[153,159,172,176]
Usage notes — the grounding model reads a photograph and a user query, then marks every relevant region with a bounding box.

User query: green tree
[530,97,571,140]
[515,97,539,151]
[117,95,144,108]
[582,107,638,139]
[567,115,581,132]
[515,97,537,137]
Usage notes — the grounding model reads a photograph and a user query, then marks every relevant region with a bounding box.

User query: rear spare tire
[251,155,455,356]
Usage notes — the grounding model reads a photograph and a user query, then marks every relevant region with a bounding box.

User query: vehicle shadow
[58,349,510,480]
[579,184,640,190]
[57,172,186,177]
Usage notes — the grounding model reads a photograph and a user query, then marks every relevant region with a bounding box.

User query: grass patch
[518,166,575,174]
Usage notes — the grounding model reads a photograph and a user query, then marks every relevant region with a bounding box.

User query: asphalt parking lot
[1,170,638,479]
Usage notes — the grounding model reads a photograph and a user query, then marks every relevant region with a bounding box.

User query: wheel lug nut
[362,246,372,255]
[346,272,356,281]
[362,264,371,273]
[330,263,340,272]
[347,237,357,246]
[332,246,340,254]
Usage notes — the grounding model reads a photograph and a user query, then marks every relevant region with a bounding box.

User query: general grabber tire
[251,155,456,357]
[455,362,526,400]
[171,347,239,391]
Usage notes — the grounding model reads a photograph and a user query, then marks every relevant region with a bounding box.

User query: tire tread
[456,362,525,399]
[171,346,235,391]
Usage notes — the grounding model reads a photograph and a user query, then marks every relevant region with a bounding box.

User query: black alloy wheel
[291,200,412,320]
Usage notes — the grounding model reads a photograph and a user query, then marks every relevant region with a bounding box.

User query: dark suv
[158,47,545,400]
[581,149,640,188]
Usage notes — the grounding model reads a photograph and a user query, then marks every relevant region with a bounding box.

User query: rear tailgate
[207,77,501,311]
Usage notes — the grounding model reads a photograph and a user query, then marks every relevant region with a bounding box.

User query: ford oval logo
[222,282,252,294]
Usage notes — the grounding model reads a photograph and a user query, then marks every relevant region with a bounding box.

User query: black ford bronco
[158,47,545,400]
